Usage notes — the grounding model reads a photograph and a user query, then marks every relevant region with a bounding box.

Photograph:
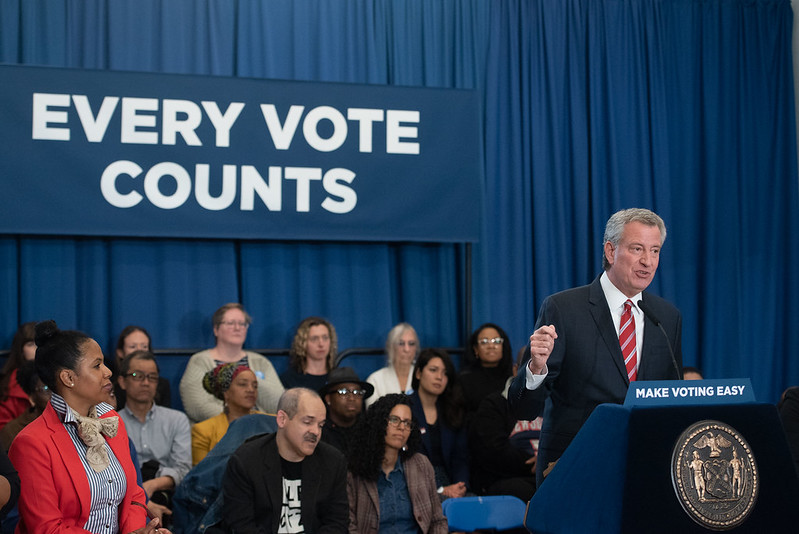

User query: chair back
[442,495,526,531]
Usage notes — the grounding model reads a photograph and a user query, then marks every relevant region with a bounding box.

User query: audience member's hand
[525,454,537,474]
[142,479,157,498]
[529,325,557,374]
[129,517,172,534]
[442,482,467,499]
[147,501,172,523]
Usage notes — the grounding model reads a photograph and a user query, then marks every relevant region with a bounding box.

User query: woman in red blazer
[8,320,167,534]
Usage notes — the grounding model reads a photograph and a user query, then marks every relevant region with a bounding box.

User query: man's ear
[604,241,615,267]
[276,409,288,428]
[117,375,127,391]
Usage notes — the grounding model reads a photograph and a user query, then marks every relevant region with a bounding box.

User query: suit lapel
[588,278,629,384]
[43,405,92,524]
[265,438,284,531]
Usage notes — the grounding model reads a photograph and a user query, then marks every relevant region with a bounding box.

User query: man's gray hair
[602,208,667,270]
[277,387,320,418]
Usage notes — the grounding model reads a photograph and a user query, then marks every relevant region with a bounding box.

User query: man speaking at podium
[509,208,682,486]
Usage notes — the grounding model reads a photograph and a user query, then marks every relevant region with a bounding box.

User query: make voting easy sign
[624,379,755,407]
[1,65,483,242]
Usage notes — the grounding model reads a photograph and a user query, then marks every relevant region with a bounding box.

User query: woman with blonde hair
[280,316,338,390]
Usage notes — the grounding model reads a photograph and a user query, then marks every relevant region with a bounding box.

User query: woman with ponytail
[8,320,168,534]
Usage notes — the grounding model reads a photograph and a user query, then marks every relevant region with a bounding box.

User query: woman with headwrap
[190,362,264,465]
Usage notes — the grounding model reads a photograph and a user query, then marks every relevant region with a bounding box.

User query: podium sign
[625,379,755,406]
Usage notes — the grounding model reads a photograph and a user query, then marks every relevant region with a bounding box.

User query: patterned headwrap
[203,362,250,400]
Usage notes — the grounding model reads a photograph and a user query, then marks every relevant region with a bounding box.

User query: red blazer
[8,403,146,533]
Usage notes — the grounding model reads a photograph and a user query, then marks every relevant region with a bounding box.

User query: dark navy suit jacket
[508,275,682,485]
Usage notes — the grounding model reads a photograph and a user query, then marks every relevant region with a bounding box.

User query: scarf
[71,406,119,472]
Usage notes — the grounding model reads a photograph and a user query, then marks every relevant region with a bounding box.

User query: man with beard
[318,367,373,455]
[218,388,348,533]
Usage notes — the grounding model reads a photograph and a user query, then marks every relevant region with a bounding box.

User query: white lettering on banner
[120,97,159,145]
[101,161,357,214]
[670,386,716,398]
[33,93,421,154]
[32,93,71,140]
[32,93,246,148]
[260,104,419,154]
[636,387,670,399]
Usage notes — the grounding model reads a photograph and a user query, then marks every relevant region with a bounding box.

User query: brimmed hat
[319,366,374,399]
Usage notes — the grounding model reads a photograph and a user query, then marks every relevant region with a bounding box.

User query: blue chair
[442,495,527,532]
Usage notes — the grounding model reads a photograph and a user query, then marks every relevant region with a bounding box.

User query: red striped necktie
[619,299,637,381]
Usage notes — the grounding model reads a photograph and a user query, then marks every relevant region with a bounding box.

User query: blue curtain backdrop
[1,0,797,404]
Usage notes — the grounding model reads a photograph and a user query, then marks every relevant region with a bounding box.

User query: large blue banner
[1,65,482,242]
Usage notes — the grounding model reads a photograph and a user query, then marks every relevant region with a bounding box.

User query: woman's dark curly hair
[347,394,421,480]
[462,322,513,377]
[411,348,466,429]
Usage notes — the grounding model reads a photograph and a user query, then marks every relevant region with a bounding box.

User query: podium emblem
[671,420,759,530]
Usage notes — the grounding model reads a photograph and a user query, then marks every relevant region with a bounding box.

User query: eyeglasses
[219,321,249,329]
[387,415,413,430]
[125,372,160,383]
[397,340,417,347]
[478,337,504,345]
[335,388,366,397]
[309,335,330,343]
[35,385,50,393]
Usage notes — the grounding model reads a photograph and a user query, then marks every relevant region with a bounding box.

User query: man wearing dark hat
[318,367,373,455]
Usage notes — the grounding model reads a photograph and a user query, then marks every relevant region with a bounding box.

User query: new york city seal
[671,420,759,530]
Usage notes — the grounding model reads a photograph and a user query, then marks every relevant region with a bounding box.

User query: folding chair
[442,495,527,532]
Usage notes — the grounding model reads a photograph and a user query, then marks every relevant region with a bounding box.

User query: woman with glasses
[410,348,470,500]
[179,303,284,423]
[347,394,447,534]
[9,320,167,533]
[458,323,514,414]
[191,362,264,465]
[280,316,338,390]
[366,323,419,407]
[109,326,171,410]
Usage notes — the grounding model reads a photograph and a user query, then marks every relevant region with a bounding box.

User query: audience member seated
[9,320,166,533]
[458,323,514,416]
[778,386,799,479]
[366,322,420,407]
[0,361,51,451]
[110,326,171,410]
[682,366,704,380]
[191,362,264,465]
[410,348,470,500]
[179,303,284,423]
[118,351,191,527]
[280,316,338,390]
[0,322,37,429]
[171,413,277,534]
[468,372,539,503]
[318,366,373,455]
[0,448,18,521]
[217,388,347,532]
[347,393,447,534]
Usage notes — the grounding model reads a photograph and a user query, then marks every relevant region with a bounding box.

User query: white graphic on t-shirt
[278,477,304,533]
